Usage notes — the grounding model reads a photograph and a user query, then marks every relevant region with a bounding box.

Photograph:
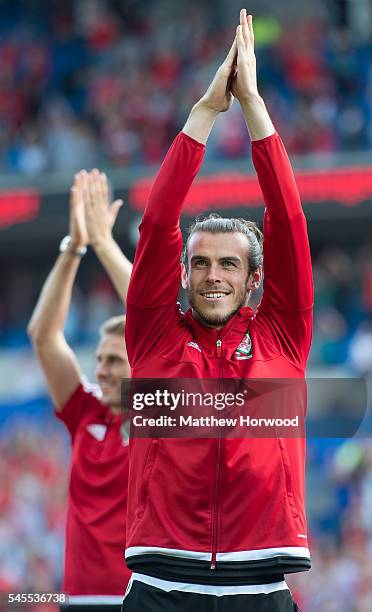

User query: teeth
[204,293,227,298]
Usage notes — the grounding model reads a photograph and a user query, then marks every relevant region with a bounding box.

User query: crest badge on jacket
[235,331,253,360]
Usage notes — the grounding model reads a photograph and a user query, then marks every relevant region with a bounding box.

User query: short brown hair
[99,314,126,338]
[182,213,263,272]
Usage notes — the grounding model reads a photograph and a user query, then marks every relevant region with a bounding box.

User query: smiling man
[124,10,313,612]
[182,219,262,328]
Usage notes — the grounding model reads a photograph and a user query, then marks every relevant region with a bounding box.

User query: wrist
[91,234,114,253]
[195,98,220,117]
[60,236,87,257]
[239,92,263,110]
[239,94,275,142]
[69,239,87,250]
[183,101,219,145]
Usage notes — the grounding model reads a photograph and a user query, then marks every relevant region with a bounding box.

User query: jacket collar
[184,307,254,354]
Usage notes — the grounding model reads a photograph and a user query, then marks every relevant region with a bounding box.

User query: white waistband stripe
[68,595,124,604]
[217,546,310,562]
[125,546,211,561]
[129,573,289,596]
[125,545,310,563]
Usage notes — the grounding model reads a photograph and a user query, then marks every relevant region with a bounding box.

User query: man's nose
[96,362,108,377]
[206,264,222,284]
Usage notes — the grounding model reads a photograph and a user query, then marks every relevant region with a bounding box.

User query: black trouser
[121,580,299,611]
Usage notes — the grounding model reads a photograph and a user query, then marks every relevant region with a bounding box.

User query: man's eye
[222,260,234,267]
[195,259,208,267]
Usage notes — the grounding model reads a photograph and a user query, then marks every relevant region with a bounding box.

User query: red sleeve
[56,380,103,440]
[126,132,205,367]
[252,132,314,368]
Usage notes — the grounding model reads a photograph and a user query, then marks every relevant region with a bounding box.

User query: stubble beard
[188,288,248,328]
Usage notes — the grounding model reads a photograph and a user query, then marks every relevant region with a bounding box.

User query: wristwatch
[59,235,87,257]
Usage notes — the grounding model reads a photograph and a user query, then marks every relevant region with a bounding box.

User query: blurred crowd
[0,422,67,595]
[311,243,372,375]
[288,440,372,611]
[0,0,371,176]
[0,263,123,349]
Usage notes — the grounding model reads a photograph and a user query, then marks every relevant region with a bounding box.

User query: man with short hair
[28,170,132,611]
[124,10,313,611]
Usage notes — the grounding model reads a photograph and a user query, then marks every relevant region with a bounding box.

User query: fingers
[236,9,254,53]
[240,9,249,46]
[247,13,254,43]
[236,24,245,53]
[80,170,90,208]
[100,172,109,205]
[73,168,113,218]
[70,171,84,208]
[112,199,123,209]
[240,9,254,47]
[82,169,110,212]
[110,199,123,225]
[70,185,78,208]
[88,169,103,208]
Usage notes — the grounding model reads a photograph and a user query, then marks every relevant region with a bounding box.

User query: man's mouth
[200,291,231,301]
[100,382,114,391]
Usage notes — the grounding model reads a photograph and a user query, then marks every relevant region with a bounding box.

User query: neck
[191,308,228,331]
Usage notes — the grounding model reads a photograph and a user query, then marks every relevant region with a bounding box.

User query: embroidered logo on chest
[86,423,107,441]
[187,341,202,353]
[235,332,253,360]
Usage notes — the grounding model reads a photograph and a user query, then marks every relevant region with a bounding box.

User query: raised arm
[81,169,132,303]
[27,178,86,410]
[28,171,133,409]
[234,11,313,366]
[126,42,238,366]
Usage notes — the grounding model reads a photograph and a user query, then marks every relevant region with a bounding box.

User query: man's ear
[247,266,262,292]
[181,263,188,290]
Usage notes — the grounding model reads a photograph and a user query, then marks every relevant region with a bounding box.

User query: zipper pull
[216,339,222,358]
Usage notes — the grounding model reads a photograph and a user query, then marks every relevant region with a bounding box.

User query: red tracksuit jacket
[125,131,313,584]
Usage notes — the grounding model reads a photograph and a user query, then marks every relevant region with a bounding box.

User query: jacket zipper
[211,339,223,569]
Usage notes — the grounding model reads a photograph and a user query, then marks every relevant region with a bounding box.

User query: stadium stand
[0,0,370,175]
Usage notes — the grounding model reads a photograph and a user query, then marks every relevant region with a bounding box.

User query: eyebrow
[190,255,242,264]
[219,256,242,264]
[96,353,125,360]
